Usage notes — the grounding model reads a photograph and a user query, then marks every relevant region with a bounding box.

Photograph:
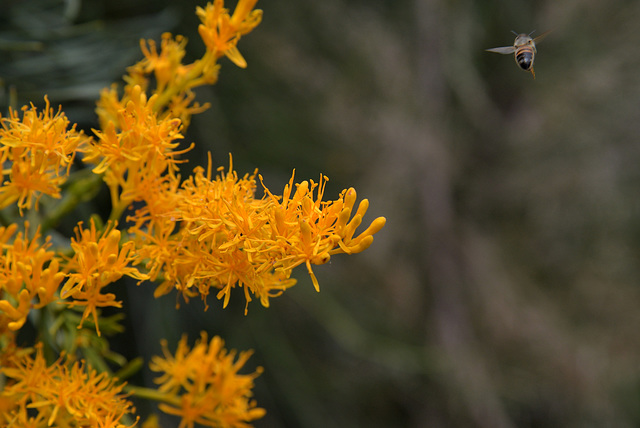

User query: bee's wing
[485,46,516,54]
[533,30,552,44]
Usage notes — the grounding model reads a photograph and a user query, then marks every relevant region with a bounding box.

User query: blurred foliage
[3,0,640,427]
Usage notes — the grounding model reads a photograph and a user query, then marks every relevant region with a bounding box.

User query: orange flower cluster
[0,1,387,426]
[0,97,90,213]
[149,332,264,428]
[89,0,264,218]
[197,0,262,68]
[96,0,261,132]
[129,157,386,313]
[0,345,136,427]
[0,223,64,331]
[62,220,149,336]
[86,85,190,221]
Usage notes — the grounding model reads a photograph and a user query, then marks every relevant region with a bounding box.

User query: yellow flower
[0,345,136,427]
[126,33,214,127]
[149,332,265,428]
[261,172,387,292]
[132,33,190,93]
[96,1,262,145]
[129,155,385,313]
[196,0,262,68]
[0,222,65,331]
[86,85,192,219]
[0,97,91,213]
[62,220,149,336]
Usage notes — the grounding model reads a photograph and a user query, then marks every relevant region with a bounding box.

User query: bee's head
[513,34,534,46]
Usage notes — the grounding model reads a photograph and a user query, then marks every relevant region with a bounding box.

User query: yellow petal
[224,45,247,68]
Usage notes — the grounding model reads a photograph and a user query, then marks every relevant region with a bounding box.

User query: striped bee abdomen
[515,48,534,71]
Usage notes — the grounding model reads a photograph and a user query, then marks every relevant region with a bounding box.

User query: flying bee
[486,30,550,78]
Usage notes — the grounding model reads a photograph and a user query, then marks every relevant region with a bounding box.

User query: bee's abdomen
[515,48,534,70]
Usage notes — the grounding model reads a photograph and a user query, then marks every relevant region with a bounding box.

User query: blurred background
[3,0,640,426]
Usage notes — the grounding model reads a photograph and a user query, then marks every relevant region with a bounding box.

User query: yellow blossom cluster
[0,345,136,427]
[0,223,64,331]
[95,0,261,132]
[86,85,190,221]
[88,0,262,219]
[128,156,386,313]
[196,0,262,68]
[148,332,264,428]
[61,220,149,336]
[0,97,91,213]
[0,0,387,426]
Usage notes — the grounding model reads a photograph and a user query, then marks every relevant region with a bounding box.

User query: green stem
[113,357,144,380]
[108,197,131,224]
[125,385,180,406]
